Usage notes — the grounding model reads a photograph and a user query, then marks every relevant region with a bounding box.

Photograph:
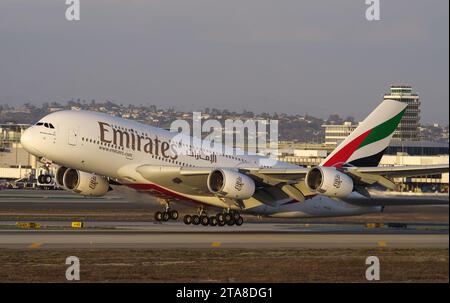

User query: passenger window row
[83,136,197,168]
[82,137,124,150]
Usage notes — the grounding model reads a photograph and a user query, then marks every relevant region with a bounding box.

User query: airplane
[20,99,449,226]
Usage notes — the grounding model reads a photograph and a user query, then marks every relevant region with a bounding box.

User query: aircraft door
[68,128,79,146]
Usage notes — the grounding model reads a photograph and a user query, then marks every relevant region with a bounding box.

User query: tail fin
[321,100,407,168]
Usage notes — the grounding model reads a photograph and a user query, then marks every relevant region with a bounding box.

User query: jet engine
[55,166,68,188]
[207,169,255,200]
[61,168,110,197]
[305,166,353,198]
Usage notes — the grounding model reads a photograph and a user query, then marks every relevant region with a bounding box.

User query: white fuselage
[21,110,382,218]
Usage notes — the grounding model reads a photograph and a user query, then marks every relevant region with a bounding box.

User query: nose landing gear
[38,174,53,184]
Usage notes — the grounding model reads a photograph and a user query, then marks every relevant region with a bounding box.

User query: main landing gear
[154,208,179,222]
[183,209,243,227]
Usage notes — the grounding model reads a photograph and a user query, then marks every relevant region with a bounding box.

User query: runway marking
[377,241,387,247]
[28,243,42,249]
[0,233,445,249]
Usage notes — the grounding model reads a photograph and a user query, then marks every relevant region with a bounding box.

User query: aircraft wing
[133,166,213,196]
[137,165,309,185]
[174,164,449,185]
[340,164,449,191]
[176,167,309,177]
[132,165,310,202]
[344,192,449,206]
[346,164,449,177]
[129,163,448,202]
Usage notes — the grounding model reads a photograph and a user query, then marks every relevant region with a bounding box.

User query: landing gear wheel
[162,211,170,222]
[192,215,200,225]
[226,218,235,226]
[217,213,225,223]
[44,175,52,184]
[169,210,179,220]
[200,216,209,226]
[209,216,218,226]
[183,215,192,225]
[218,219,226,227]
[224,213,232,222]
[155,211,163,221]
[231,211,240,221]
[235,216,244,226]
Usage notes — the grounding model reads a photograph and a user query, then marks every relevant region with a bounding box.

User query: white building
[384,85,421,141]
[0,124,37,180]
[322,121,357,148]
[379,154,449,192]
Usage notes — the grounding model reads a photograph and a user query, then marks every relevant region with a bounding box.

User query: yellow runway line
[211,242,221,248]
[28,243,42,249]
[377,241,387,247]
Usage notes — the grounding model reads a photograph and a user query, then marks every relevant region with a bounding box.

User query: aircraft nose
[20,128,32,149]
[21,127,43,156]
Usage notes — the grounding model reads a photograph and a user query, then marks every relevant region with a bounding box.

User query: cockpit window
[35,122,55,129]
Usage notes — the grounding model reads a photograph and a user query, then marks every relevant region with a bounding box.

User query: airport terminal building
[0,123,37,180]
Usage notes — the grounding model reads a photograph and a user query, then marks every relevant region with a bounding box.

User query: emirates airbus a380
[21,100,448,226]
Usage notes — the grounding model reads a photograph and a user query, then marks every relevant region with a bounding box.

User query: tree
[326,114,343,125]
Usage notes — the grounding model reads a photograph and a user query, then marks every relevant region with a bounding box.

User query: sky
[0,0,448,123]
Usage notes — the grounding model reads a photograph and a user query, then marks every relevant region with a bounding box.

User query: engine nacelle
[305,166,353,198]
[62,168,109,197]
[55,166,68,188]
[207,169,255,200]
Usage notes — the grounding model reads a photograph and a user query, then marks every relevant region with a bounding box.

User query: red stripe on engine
[323,129,372,167]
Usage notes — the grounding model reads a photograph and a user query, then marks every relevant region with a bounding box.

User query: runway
[1,189,448,214]
[0,191,448,283]
[0,221,447,249]
[0,190,448,249]
[0,190,134,210]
